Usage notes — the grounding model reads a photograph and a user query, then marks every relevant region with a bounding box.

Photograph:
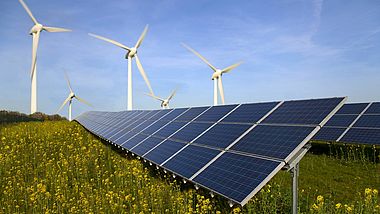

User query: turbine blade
[135,54,154,95]
[63,70,73,93]
[182,43,217,72]
[19,0,38,24]
[222,62,243,73]
[167,88,178,101]
[135,25,149,48]
[75,96,92,107]
[30,31,40,79]
[218,77,225,105]
[57,96,71,113]
[144,93,164,102]
[88,33,130,50]
[43,26,71,33]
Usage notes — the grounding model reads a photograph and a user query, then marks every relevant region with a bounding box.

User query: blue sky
[0,0,379,118]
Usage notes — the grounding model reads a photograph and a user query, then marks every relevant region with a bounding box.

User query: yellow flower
[365,188,372,195]
[312,204,319,210]
[335,203,342,209]
[346,206,353,212]
[232,207,241,213]
[317,195,324,203]
[373,189,378,195]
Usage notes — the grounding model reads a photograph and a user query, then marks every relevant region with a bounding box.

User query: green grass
[0,121,379,213]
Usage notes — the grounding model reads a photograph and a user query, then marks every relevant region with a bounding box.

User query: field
[0,121,379,213]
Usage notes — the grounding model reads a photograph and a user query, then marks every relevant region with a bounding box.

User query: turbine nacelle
[212,70,223,80]
[29,23,43,34]
[127,47,137,58]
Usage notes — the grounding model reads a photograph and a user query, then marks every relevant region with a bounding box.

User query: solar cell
[324,115,357,127]
[141,120,171,135]
[221,102,279,124]
[194,105,237,122]
[353,115,380,128]
[159,108,188,121]
[163,145,221,178]
[192,123,251,149]
[174,107,209,121]
[263,98,343,125]
[230,125,315,160]
[153,121,188,138]
[192,152,284,204]
[144,140,187,164]
[365,102,380,114]
[336,103,369,114]
[131,136,164,156]
[121,133,149,149]
[340,128,380,145]
[312,127,346,141]
[169,122,213,143]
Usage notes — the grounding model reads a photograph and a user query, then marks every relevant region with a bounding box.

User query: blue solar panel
[153,121,188,138]
[121,134,149,149]
[194,105,237,122]
[324,115,357,127]
[160,108,188,121]
[340,128,380,145]
[230,125,315,159]
[169,122,213,143]
[312,127,346,141]
[148,109,171,120]
[144,140,187,164]
[141,120,171,135]
[336,103,369,114]
[193,152,283,204]
[192,124,251,149]
[131,136,164,156]
[163,145,221,178]
[174,107,209,121]
[221,102,279,124]
[353,115,380,128]
[365,102,380,114]
[263,98,344,125]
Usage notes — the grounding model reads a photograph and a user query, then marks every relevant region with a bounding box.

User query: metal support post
[291,162,299,214]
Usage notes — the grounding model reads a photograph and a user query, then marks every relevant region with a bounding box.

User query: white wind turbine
[57,72,92,121]
[18,0,71,114]
[145,89,177,109]
[88,25,154,111]
[182,43,242,105]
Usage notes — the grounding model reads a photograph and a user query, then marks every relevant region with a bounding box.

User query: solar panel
[312,102,380,145]
[192,152,284,204]
[162,144,221,178]
[263,98,343,125]
[221,102,279,124]
[340,128,380,145]
[364,102,380,114]
[144,140,187,165]
[230,125,316,160]
[324,115,357,127]
[75,97,346,206]
[336,103,368,114]
[191,123,252,149]
[312,127,346,141]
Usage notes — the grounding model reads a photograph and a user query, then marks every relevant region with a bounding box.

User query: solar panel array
[312,102,380,145]
[75,97,345,206]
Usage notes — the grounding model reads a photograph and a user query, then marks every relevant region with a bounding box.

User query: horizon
[0,0,379,118]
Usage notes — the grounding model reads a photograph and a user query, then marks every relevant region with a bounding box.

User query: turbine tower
[57,72,92,121]
[182,43,242,105]
[18,0,71,114]
[89,25,154,110]
[145,89,177,109]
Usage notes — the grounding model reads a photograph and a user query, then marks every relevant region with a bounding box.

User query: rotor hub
[29,23,43,34]
[212,70,222,80]
[128,48,137,58]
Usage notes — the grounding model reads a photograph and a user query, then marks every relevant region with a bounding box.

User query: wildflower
[317,195,324,203]
[233,207,241,213]
[346,206,353,212]
[312,203,319,210]
[373,189,378,195]
[365,188,372,195]
[335,203,342,209]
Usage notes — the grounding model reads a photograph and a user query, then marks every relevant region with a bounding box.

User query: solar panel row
[312,102,380,145]
[76,97,345,205]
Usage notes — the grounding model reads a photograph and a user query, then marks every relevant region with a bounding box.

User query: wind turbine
[182,43,242,105]
[145,89,177,109]
[57,72,92,121]
[18,0,71,114]
[88,25,153,110]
